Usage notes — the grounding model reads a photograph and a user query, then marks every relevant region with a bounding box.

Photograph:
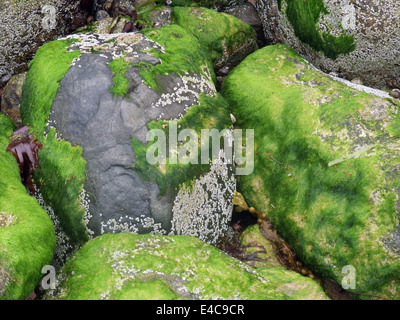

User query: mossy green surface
[280,0,355,59]
[20,39,89,245]
[222,44,400,299]
[170,0,227,8]
[171,6,257,67]
[109,57,131,97]
[131,93,231,195]
[45,232,329,300]
[0,114,55,300]
[20,39,81,138]
[257,267,327,300]
[35,129,88,244]
[240,224,284,269]
[139,24,215,91]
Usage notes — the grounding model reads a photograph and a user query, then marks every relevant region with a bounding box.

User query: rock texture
[43,233,329,300]
[20,24,238,253]
[255,0,400,90]
[0,0,89,86]
[223,44,400,299]
[224,2,266,47]
[171,6,258,71]
[0,72,26,127]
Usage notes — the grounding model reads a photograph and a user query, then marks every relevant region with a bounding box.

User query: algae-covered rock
[240,224,284,269]
[0,114,56,300]
[0,72,27,127]
[78,5,258,72]
[44,232,329,300]
[171,6,258,71]
[169,0,230,10]
[0,0,88,85]
[222,44,400,299]
[20,25,235,252]
[254,0,400,90]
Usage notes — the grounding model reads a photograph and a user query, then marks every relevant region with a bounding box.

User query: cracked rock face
[255,0,400,90]
[0,0,88,86]
[46,32,235,245]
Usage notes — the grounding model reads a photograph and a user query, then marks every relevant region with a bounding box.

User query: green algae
[139,24,216,91]
[0,114,55,300]
[109,57,131,96]
[281,0,355,59]
[44,233,329,300]
[20,38,81,138]
[222,44,400,299]
[240,224,284,269]
[257,267,327,300]
[19,38,88,245]
[170,0,227,8]
[35,129,88,244]
[131,93,231,195]
[171,6,257,67]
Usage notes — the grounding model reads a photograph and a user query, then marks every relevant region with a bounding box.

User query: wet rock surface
[0,114,55,300]
[2,0,399,301]
[0,0,89,87]
[255,0,400,90]
[224,2,266,47]
[49,32,225,238]
[222,43,400,299]
[21,28,236,251]
[43,233,329,300]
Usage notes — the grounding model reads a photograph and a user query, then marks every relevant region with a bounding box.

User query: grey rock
[95,10,110,21]
[390,89,400,99]
[150,6,172,28]
[224,2,266,46]
[46,33,235,244]
[0,0,88,86]
[255,0,400,90]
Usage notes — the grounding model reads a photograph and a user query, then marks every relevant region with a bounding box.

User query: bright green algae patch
[20,39,81,138]
[280,0,355,59]
[36,129,88,244]
[44,233,329,300]
[0,115,55,300]
[171,7,257,67]
[170,0,227,8]
[109,57,131,96]
[131,93,231,195]
[19,39,89,245]
[139,24,215,91]
[222,44,400,299]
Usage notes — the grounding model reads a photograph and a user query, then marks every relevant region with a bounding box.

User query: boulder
[0,0,89,86]
[0,72,27,127]
[222,44,400,299]
[169,0,231,10]
[43,232,329,300]
[254,0,400,90]
[0,114,55,300]
[224,2,267,47]
[78,6,258,72]
[20,25,235,252]
[171,6,258,71]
